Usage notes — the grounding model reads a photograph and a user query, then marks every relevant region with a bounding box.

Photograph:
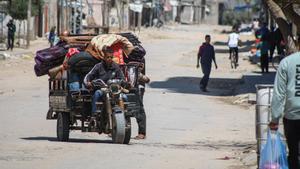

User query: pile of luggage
[34,33,146,79]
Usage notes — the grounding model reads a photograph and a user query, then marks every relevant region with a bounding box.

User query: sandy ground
[0,24,268,169]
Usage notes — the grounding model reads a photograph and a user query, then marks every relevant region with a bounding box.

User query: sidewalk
[0,38,49,60]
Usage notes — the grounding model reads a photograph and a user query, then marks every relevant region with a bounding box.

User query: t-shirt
[253,21,259,30]
[271,52,300,122]
[7,23,16,35]
[198,43,215,65]
[228,33,239,48]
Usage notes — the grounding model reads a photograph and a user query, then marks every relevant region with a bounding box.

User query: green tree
[264,0,300,54]
[7,0,43,20]
[7,0,44,46]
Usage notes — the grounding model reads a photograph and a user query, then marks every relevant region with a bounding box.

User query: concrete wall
[83,0,104,26]
[205,0,222,25]
[44,0,58,34]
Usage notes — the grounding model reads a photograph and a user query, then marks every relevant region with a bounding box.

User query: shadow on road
[149,76,238,96]
[214,40,255,47]
[213,40,255,53]
[235,71,276,94]
[215,46,252,53]
[21,137,113,144]
[149,73,276,96]
[133,140,255,151]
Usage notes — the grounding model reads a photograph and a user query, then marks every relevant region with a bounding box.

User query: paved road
[0,25,256,169]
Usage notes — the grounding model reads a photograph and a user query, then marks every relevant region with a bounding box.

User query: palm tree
[264,0,299,54]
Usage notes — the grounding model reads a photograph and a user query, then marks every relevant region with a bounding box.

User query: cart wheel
[112,110,126,144]
[57,112,70,142]
[123,117,131,144]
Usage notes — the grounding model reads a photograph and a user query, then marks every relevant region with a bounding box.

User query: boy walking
[196,35,218,92]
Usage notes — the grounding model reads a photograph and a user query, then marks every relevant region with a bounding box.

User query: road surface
[0,25,258,169]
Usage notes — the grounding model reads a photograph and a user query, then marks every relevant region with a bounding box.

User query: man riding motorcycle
[83,47,127,116]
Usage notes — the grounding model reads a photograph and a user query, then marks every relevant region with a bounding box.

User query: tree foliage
[264,0,300,53]
[222,10,252,26]
[7,0,44,20]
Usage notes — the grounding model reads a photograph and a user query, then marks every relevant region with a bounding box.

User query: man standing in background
[6,19,16,51]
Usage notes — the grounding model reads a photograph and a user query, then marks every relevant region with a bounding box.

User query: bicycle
[271,43,286,70]
[271,54,284,70]
[272,48,286,70]
[230,48,238,69]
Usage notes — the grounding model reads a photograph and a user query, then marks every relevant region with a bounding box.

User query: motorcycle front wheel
[112,110,126,144]
[123,117,131,144]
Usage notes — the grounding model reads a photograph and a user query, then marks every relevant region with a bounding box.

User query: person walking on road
[49,26,56,47]
[196,35,218,92]
[6,19,16,51]
[269,52,300,169]
[269,26,284,61]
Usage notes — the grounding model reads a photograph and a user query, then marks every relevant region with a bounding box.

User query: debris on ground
[216,156,236,160]
[233,94,249,104]
[0,53,11,60]
[21,54,33,60]
[0,43,6,51]
[0,54,5,60]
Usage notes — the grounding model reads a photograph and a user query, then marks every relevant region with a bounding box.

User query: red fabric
[63,48,80,69]
[255,38,261,45]
[111,42,126,65]
[66,48,80,58]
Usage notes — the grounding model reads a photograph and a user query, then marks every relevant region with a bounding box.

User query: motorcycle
[90,78,131,144]
[47,63,143,144]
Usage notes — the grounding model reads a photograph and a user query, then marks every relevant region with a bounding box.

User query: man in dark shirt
[269,27,284,61]
[6,19,16,51]
[84,48,125,115]
[196,35,218,92]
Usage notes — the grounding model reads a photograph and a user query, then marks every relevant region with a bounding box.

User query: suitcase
[35,45,68,62]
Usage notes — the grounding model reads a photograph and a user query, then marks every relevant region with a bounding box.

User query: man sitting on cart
[83,47,126,116]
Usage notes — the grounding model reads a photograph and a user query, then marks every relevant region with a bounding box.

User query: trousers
[200,63,211,89]
[135,88,146,135]
[92,90,128,114]
[261,53,269,73]
[7,34,14,50]
[283,118,300,169]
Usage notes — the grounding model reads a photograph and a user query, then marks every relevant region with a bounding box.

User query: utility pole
[65,0,69,32]
[149,0,154,26]
[73,1,77,34]
[176,0,181,23]
[107,0,111,27]
[27,0,32,48]
[201,0,206,22]
[138,11,141,32]
[79,0,83,33]
[116,0,122,30]
[127,0,131,30]
[244,0,251,22]
[120,1,124,29]
[103,0,109,27]
[1,13,3,42]
[60,0,64,33]
[57,0,61,35]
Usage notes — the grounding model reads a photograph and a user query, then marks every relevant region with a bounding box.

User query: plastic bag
[259,130,289,169]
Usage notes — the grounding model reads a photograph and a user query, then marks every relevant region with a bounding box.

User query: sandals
[134,134,146,140]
